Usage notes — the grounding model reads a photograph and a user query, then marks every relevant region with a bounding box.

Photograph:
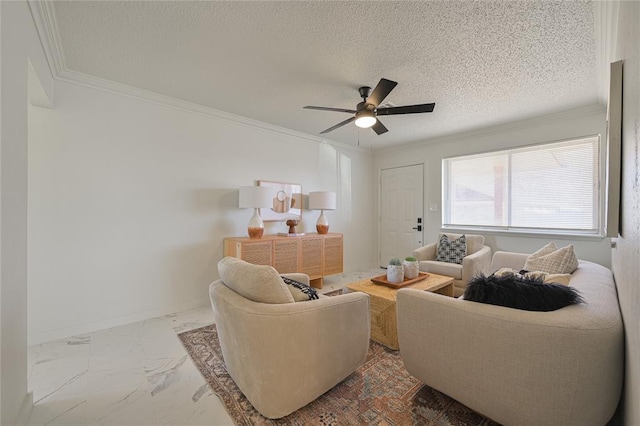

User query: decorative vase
[403,260,420,279]
[386,265,405,283]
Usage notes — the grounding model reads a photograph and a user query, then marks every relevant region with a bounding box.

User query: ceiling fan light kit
[354,110,376,128]
[304,78,435,136]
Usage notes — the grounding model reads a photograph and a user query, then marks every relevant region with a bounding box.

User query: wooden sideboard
[223,233,343,288]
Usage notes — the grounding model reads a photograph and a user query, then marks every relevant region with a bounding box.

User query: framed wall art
[258,180,302,222]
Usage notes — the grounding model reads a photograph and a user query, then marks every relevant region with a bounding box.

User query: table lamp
[308,191,337,234]
[239,186,272,239]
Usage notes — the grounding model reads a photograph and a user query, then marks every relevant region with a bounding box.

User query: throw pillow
[435,234,467,264]
[281,276,319,301]
[463,273,583,311]
[494,268,572,286]
[217,257,295,304]
[527,242,558,260]
[523,244,579,274]
[543,273,572,286]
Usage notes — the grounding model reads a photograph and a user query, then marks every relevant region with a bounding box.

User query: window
[443,136,601,234]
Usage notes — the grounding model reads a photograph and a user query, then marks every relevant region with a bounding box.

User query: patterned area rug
[321,289,344,297]
[179,324,500,425]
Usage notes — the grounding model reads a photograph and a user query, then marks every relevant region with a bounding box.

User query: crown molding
[26,0,371,155]
[594,0,621,106]
[376,103,606,155]
[56,69,371,154]
[28,0,66,76]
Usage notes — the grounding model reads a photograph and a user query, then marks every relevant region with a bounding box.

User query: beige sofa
[210,257,370,419]
[413,233,491,297]
[396,251,623,426]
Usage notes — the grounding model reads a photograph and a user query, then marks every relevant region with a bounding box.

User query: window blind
[443,136,600,234]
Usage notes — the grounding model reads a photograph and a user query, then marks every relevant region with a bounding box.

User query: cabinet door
[300,237,323,279]
[237,240,272,265]
[273,239,299,274]
[323,234,343,275]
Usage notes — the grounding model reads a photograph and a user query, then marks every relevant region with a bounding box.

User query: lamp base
[248,208,264,239]
[316,210,329,234]
[248,227,264,239]
[316,224,329,234]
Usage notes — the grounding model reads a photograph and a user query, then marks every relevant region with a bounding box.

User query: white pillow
[543,273,572,286]
[524,244,579,274]
[528,242,558,259]
[218,257,294,304]
[493,268,572,285]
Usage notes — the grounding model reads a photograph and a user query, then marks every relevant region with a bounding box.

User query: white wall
[1,0,53,424]
[607,1,640,424]
[27,80,376,344]
[373,106,612,268]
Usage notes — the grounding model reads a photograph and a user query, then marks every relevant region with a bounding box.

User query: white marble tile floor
[27,268,384,426]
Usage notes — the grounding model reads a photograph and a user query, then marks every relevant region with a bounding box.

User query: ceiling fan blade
[320,116,356,134]
[366,78,398,107]
[371,119,388,135]
[376,103,436,115]
[304,106,357,114]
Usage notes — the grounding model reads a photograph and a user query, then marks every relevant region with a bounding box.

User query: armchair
[413,232,491,297]
[209,257,370,419]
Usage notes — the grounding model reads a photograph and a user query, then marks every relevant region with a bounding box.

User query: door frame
[378,162,425,267]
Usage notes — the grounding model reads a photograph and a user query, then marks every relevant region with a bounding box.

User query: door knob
[412,225,422,231]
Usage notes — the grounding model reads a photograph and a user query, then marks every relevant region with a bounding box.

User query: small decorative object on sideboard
[386,258,405,284]
[403,256,420,279]
[308,191,337,234]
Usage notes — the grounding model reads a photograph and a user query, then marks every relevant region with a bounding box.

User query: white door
[379,164,424,267]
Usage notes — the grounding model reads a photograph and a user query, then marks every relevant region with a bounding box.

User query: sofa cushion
[463,273,583,311]
[524,243,579,274]
[218,257,295,304]
[281,276,319,301]
[436,234,467,264]
[419,260,463,279]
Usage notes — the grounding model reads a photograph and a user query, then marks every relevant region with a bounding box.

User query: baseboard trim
[28,299,210,345]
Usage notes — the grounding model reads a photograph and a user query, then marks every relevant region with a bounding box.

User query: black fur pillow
[281,276,319,301]
[463,273,584,311]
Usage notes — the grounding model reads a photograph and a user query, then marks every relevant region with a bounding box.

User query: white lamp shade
[239,186,272,208]
[309,191,337,210]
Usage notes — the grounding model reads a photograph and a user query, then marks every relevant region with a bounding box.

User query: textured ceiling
[50,1,598,149]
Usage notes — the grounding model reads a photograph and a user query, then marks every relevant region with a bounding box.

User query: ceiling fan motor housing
[358,86,372,100]
[356,101,375,112]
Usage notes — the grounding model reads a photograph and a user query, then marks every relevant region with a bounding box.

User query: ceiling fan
[303,78,435,135]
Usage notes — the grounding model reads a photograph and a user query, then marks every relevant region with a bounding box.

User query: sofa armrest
[396,289,622,426]
[281,273,310,285]
[461,245,491,282]
[489,251,529,273]
[413,243,437,261]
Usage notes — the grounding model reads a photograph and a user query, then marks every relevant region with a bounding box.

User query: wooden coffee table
[346,273,454,350]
